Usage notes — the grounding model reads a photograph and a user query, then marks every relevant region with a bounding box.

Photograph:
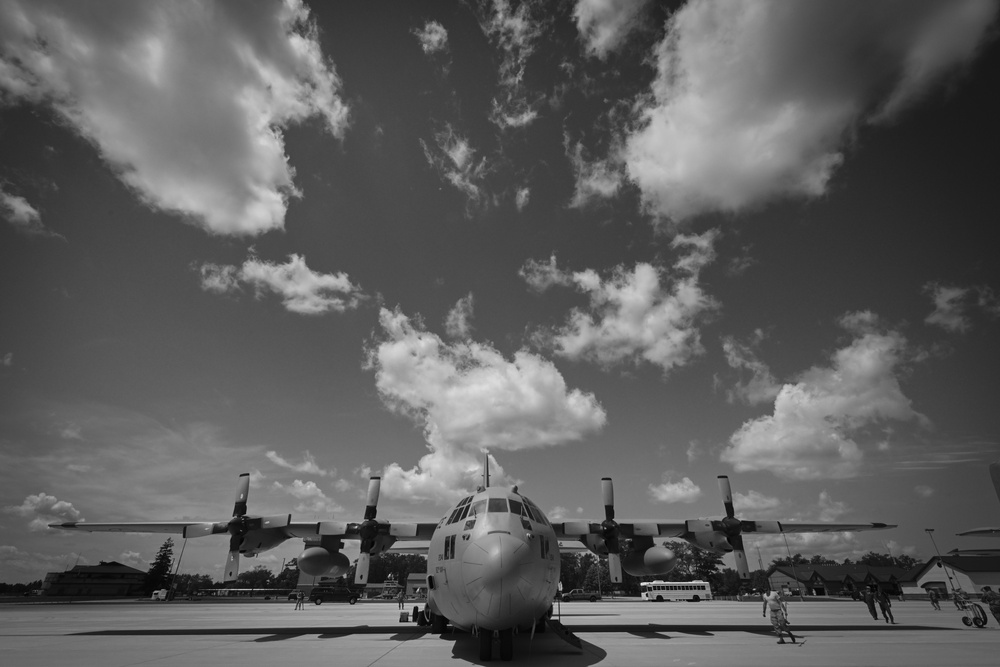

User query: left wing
[555,476,895,582]
[957,460,1000,539]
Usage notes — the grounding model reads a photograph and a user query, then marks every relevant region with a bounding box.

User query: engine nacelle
[297,547,351,577]
[622,546,677,577]
[685,531,733,555]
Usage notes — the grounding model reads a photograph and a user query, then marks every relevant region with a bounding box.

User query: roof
[69,561,146,575]
[769,563,917,583]
[907,555,1000,582]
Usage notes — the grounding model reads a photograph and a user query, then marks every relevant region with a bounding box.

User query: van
[308,586,359,605]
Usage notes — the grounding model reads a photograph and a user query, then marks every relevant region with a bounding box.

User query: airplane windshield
[470,500,487,517]
[488,497,508,513]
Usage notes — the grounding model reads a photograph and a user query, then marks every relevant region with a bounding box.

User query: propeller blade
[601,477,615,521]
[730,533,750,580]
[608,552,623,584]
[990,460,1000,505]
[225,551,240,582]
[718,475,735,518]
[182,523,225,539]
[233,473,250,518]
[355,551,370,584]
[364,476,381,520]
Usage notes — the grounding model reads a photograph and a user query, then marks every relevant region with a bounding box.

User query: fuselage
[426,486,558,632]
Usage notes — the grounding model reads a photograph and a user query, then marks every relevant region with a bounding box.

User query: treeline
[0,580,43,595]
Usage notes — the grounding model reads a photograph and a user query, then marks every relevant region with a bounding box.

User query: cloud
[566,139,623,208]
[420,125,489,208]
[4,493,82,531]
[721,329,781,405]
[623,0,998,222]
[265,450,331,477]
[0,545,84,579]
[1,352,11,367]
[924,282,1000,332]
[523,231,719,375]
[0,188,64,240]
[444,293,476,340]
[573,0,651,59]
[0,0,349,235]
[475,0,548,129]
[271,479,343,516]
[413,20,449,54]
[721,311,928,480]
[199,254,365,315]
[649,474,702,503]
[733,489,781,513]
[365,307,606,503]
[817,490,848,522]
[515,186,530,211]
[914,485,935,498]
[117,550,148,569]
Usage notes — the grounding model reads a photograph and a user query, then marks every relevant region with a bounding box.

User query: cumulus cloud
[733,489,781,512]
[721,330,781,405]
[0,0,349,235]
[623,0,998,222]
[4,493,82,531]
[444,293,476,340]
[721,311,928,480]
[266,450,331,477]
[0,188,64,240]
[817,490,848,522]
[271,479,343,515]
[414,20,449,54]
[365,307,606,503]
[0,545,84,579]
[924,282,1000,332]
[574,0,651,59]
[523,231,719,375]
[649,474,702,503]
[199,254,365,315]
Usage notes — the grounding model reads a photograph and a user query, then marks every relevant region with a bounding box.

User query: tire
[655,595,663,602]
[479,629,493,661]
[314,599,322,605]
[962,616,972,626]
[692,595,700,602]
[973,616,986,628]
[499,628,513,661]
[431,612,448,634]
[589,596,597,602]
[349,597,357,605]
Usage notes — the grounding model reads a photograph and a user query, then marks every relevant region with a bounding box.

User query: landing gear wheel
[973,616,986,628]
[412,606,423,625]
[962,616,973,626]
[431,612,448,633]
[499,628,513,661]
[479,629,493,661]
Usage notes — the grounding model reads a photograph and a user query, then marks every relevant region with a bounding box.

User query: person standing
[762,589,798,645]
[875,588,895,624]
[295,589,304,610]
[863,586,878,620]
[397,588,406,610]
[928,588,941,610]
[980,586,1000,627]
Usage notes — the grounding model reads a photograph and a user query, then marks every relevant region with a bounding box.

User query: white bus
[640,580,713,602]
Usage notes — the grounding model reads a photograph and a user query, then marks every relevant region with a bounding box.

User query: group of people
[862,585,895,623]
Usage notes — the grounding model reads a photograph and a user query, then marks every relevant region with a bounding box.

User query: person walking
[863,586,878,620]
[875,588,895,624]
[980,586,1000,627]
[928,588,941,610]
[762,589,798,645]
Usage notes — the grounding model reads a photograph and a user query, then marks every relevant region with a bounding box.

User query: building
[42,561,146,597]
[899,555,1000,598]
[767,564,915,597]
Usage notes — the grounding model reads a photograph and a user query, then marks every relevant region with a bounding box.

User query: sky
[2,0,1000,584]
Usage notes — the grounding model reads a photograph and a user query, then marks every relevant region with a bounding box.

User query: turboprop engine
[684,520,734,555]
[297,547,351,577]
[622,545,677,577]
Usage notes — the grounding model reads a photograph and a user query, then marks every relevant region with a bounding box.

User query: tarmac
[1,597,998,666]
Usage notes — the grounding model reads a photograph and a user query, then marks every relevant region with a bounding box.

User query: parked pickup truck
[559,588,601,602]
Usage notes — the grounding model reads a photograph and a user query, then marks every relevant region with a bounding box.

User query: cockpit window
[488,497,508,513]
[508,499,524,517]
[470,500,487,517]
[521,496,548,525]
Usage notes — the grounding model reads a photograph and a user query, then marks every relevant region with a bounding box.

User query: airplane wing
[282,521,439,541]
[956,527,1000,537]
[51,521,223,536]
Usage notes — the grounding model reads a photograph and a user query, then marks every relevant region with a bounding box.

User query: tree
[662,541,724,582]
[172,573,214,595]
[770,553,808,567]
[273,562,299,589]
[144,538,174,594]
[348,553,427,587]
[810,554,836,565]
[236,564,274,589]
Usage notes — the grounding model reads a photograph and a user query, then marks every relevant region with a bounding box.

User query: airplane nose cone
[462,532,534,620]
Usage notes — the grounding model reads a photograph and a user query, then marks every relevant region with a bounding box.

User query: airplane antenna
[484,452,491,489]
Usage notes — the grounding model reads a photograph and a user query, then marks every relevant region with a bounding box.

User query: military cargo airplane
[52,464,895,661]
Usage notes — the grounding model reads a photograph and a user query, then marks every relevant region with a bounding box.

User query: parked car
[309,586,360,605]
[559,588,601,602]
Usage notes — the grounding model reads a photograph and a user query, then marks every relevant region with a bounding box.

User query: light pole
[925,529,957,598]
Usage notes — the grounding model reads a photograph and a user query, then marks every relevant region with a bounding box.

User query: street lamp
[925,529,957,598]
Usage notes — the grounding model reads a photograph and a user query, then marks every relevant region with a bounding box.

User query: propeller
[600,477,623,584]
[354,476,382,585]
[224,473,251,582]
[717,476,750,580]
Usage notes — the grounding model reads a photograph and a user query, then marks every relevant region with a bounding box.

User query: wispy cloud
[623,0,998,222]
[200,254,365,315]
[0,0,349,235]
[721,329,780,405]
[271,480,343,516]
[924,282,1000,332]
[444,293,476,340]
[266,450,331,477]
[413,20,449,55]
[420,125,489,210]
[573,0,651,59]
[0,188,65,240]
